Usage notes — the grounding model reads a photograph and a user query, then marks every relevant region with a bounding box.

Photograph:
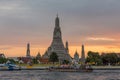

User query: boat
[49,67,93,72]
[49,64,93,72]
[0,61,21,71]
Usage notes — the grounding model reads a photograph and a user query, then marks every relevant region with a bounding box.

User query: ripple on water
[0,70,120,80]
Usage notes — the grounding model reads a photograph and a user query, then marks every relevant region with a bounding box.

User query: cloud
[87,37,116,41]
[84,37,120,46]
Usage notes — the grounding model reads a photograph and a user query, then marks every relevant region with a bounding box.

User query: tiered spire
[81,44,85,64]
[26,43,31,57]
[66,41,69,53]
[55,14,59,27]
[53,14,62,39]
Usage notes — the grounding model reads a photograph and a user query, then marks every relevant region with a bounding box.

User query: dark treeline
[0,51,120,66]
[86,51,120,66]
[0,58,16,64]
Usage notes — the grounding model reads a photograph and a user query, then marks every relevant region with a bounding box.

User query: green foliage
[86,51,102,65]
[49,52,58,64]
[0,58,7,64]
[32,58,38,64]
[101,53,119,65]
[86,51,120,66]
[8,59,16,64]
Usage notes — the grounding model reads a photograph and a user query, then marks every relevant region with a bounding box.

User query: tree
[32,58,38,64]
[0,58,7,64]
[7,59,16,64]
[86,51,102,65]
[62,60,69,64]
[101,53,118,65]
[36,52,41,60]
[49,52,58,64]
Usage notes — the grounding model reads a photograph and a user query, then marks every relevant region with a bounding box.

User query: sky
[0,0,120,57]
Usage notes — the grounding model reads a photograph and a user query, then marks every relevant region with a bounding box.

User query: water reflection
[0,70,120,80]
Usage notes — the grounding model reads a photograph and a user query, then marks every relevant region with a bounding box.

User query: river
[0,70,120,80]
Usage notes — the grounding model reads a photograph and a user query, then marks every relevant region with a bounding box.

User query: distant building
[0,54,5,58]
[74,50,79,62]
[42,51,49,59]
[26,43,31,57]
[39,58,49,64]
[18,43,33,64]
[18,57,32,64]
[42,15,71,63]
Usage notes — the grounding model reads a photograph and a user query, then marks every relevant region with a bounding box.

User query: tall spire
[53,14,61,39]
[81,44,85,64]
[26,43,31,57]
[55,14,59,27]
[66,41,69,53]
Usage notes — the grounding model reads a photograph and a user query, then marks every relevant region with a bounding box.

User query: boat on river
[49,64,93,72]
[0,61,21,71]
[49,67,93,72]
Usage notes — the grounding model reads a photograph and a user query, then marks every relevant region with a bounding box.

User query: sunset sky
[0,0,120,57]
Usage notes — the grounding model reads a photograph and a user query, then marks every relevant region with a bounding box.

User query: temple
[42,15,71,63]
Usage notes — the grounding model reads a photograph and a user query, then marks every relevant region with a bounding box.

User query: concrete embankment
[21,66,120,70]
[93,68,120,70]
[21,67,48,70]
[1,66,120,71]
[93,66,120,70]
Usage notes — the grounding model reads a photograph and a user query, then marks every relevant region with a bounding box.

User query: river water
[0,70,120,80]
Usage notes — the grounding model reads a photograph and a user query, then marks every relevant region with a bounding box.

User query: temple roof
[74,50,79,56]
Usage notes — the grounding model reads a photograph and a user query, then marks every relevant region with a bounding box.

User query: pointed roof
[42,51,49,58]
[0,54,5,58]
[36,52,41,58]
[74,50,79,56]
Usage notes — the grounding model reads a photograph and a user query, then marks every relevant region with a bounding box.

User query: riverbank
[1,65,120,71]
[20,65,120,70]
[2,64,120,71]
[92,66,120,70]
